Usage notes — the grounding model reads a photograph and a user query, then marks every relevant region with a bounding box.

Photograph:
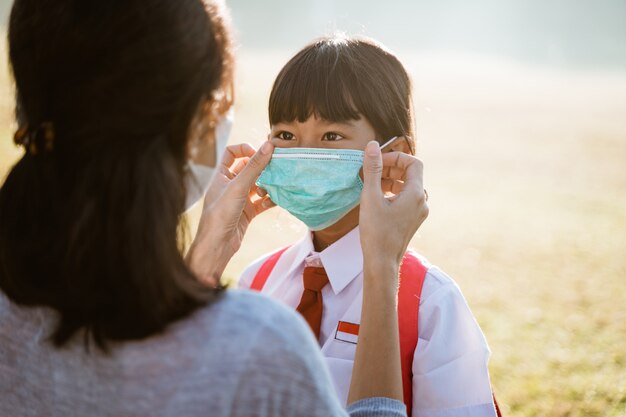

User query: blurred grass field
[1,39,625,416]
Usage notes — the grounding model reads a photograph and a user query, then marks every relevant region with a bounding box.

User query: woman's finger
[231,158,249,175]
[241,198,257,225]
[381,178,405,195]
[252,195,276,215]
[221,143,257,169]
[256,186,268,197]
[230,142,274,195]
[382,153,407,181]
[381,152,428,224]
[248,186,265,202]
[381,152,423,183]
[382,166,406,182]
[381,152,425,202]
[247,186,275,214]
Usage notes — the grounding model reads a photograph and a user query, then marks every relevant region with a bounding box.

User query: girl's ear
[389,136,413,154]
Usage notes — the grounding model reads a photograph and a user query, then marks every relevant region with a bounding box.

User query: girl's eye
[276,131,295,141]
[323,132,344,141]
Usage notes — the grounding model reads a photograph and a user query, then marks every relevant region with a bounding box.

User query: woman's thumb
[232,141,273,192]
[361,141,383,199]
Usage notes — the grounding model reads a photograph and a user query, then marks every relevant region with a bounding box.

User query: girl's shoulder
[401,251,468,308]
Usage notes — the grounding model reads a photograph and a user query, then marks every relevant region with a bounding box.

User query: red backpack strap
[398,253,503,416]
[249,246,290,291]
[493,393,503,417]
[397,251,429,416]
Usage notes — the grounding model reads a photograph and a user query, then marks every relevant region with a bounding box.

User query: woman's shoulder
[215,289,294,316]
[201,289,325,366]
[186,289,312,346]
[200,291,348,415]
[205,288,297,323]
[117,289,321,382]
[183,290,338,399]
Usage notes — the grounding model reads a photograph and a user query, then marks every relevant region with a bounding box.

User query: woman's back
[0,290,346,417]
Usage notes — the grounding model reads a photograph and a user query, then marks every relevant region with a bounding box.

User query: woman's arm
[348,141,428,405]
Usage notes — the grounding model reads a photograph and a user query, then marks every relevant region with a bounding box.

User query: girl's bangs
[269,48,361,125]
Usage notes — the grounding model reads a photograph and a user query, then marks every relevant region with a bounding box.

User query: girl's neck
[312,206,360,252]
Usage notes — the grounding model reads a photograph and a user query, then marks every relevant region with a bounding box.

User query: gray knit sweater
[0,289,405,417]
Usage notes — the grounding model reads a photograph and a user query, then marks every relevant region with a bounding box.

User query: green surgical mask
[256,148,364,231]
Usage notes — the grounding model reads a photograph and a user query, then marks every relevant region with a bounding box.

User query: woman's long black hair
[0,0,233,350]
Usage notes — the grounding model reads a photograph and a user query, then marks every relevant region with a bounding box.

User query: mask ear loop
[380,136,414,154]
[379,136,399,151]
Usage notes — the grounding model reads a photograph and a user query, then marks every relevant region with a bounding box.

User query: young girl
[240,35,499,417]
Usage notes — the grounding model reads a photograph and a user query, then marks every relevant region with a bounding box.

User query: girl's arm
[348,141,428,405]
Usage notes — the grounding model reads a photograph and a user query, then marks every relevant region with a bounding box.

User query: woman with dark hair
[0,1,428,416]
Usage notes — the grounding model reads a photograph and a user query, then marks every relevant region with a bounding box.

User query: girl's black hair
[0,0,233,350]
[269,35,415,152]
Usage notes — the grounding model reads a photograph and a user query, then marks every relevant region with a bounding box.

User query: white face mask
[184,108,234,211]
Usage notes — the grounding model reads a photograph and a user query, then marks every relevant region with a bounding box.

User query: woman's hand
[360,140,428,266]
[186,142,275,285]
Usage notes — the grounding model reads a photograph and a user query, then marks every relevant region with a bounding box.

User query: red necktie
[296,266,329,339]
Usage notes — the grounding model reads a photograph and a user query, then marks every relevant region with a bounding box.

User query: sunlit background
[0,1,625,416]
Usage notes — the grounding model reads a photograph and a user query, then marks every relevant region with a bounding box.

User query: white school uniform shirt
[239,227,497,417]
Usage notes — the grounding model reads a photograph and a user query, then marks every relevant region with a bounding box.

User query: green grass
[2,46,625,416]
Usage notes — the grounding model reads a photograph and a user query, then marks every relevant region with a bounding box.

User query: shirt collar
[283,226,363,295]
[281,233,315,279]
[320,226,363,294]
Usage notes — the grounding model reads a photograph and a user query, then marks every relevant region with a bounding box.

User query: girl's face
[270,115,377,150]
